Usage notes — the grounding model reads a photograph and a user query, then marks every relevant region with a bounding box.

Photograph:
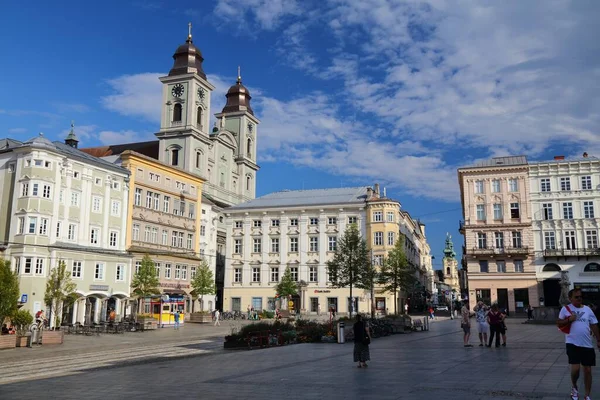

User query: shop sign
[89,285,109,291]
[314,290,331,293]
[20,294,28,303]
[159,283,190,289]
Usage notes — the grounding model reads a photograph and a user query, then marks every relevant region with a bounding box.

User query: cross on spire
[187,22,192,40]
[237,65,242,83]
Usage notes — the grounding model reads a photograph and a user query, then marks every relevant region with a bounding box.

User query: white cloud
[101,73,163,123]
[98,130,154,145]
[214,0,300,31]
[8,128,27,134]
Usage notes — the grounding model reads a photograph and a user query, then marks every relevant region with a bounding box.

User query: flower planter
[42,330,64,345]
[16,335,29,347]
[137,318,158,330]
[0,335,16,350]
[189,314,213,324]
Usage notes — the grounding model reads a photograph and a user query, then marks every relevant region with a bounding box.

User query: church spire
[65,120,79,149]
[443,232,456,259]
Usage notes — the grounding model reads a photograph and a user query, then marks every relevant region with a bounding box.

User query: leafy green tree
[275,267,298,310]
[378,235,417,315]
[0,259,19,328]
[11,309,33,336]
[357,254,379,318]
[191,259,215,311]
[131,255,160,314]
[326,223,370,316]
[44,260,77,328]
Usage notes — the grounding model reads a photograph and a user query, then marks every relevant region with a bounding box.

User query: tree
[44,260,77,329]
[0,259,19,328]
[191,259,215,311]
[131,255,160,314]
[326,223,370,316]
[357,253,379,318]
[378,235,417,315]
[275,267,298,310]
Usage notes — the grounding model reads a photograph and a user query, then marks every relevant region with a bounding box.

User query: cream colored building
[529,155,600,307]
[223,187,368,315]
[0,132,132,325]
[458,156,538,314]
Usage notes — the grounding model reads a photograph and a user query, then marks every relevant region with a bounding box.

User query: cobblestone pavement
[0,318,597,399]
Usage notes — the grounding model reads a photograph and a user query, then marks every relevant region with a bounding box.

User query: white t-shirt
[559,304,598,348]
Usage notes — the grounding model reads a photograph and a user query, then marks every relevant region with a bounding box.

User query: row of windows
[475,203,521,220]
[474,178,520,194]
[134,188,196,219]
[21,182,52,199]
[234,236,337,254]
[540,176,593,192]
[14,257,126,281]
[372,211,396,222]
[135,261,198,281]
[475,231,523,249]
[16,217,120,247]
[543,230,600,249]
[17,159,122,189]
[232,266,322,283]
[540,201,595,220]
[91,196,122,216]
[478,260,524,273]
[373,231,396,246]
[132,224,194,249]
[234,216,359,229]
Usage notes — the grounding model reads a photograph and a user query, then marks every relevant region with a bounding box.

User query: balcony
[469,246,530,256]
[459,220,465,234]
[544,248,600,260]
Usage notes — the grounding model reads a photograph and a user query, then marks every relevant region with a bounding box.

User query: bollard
[337,322,345,344]
[30,327,40,345]
[423,316,429,331]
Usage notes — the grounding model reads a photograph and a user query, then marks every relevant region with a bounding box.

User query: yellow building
[81,148,207,323]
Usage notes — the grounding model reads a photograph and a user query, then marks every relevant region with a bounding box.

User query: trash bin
[31,327,40,345]
[337,322,345,344]
[423,316,429,331]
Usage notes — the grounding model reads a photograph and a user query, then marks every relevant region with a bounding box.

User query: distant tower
[442,233,460,292]
[65,121,79,149]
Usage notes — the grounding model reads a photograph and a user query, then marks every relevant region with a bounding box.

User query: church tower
[442,233,460,293]
[155,25,259,206]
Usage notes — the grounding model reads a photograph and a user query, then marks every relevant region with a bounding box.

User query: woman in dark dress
[487,304,503,348]
[353,314,371,368]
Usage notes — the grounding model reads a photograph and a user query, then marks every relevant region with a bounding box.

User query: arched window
[247,138,252,157]
[446,267,450,275]
[171,149,179,166]
[173,104,182,122]
[246,175,251,191]
[195,151,202,169]
[584,262,600,272]
[196,107,203,127]
[542,263,561,272]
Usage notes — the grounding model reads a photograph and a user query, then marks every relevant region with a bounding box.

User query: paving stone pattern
[0,319,597,399]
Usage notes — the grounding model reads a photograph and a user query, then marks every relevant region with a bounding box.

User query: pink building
[458,156,538,314]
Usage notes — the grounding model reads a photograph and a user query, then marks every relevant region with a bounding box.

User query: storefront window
[231,297,241,312]
[327,297,338,313]
[310,297,319,312]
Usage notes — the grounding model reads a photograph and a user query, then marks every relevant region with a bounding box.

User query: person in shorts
[473,301,489,346]
[557,288,600,400]
[461,301,472,347]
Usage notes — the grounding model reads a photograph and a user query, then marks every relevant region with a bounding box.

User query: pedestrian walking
[527,304,534,320]
[460,301,473,347]
[428,306,435,320]
[557,288,600,400]
[487,304,503,348]
[353,314,371,368]
[173,310,180,330]
[474,301,489,346]
[404,303,409,315]
[214,309,221,326]
[247,305,251,319]
[500,308,508,346]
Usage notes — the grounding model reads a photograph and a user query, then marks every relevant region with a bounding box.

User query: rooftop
[530,155,599,165]
[473,156,528,168]
[228,187,369,210]
[80,141,159,159]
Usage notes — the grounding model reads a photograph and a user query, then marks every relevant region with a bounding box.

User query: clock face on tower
[197,87,205,101]
[171,84,185,98]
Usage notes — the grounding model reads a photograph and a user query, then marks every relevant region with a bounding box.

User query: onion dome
[222,67,254,116]
[168,23,207,79]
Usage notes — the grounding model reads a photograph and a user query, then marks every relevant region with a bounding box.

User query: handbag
[558,306,572,334]
[362,333,371,345]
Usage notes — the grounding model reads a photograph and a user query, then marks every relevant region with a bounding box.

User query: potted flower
[189,311,213,324]
[11,309,33,347]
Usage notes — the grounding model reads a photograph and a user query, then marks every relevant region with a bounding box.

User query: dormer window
[173,103,182,122]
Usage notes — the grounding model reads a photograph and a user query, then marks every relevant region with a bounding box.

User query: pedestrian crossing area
[0,339,218,385]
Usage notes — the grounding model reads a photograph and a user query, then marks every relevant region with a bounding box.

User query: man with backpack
[557,289,600,400]
[35,310,46,329]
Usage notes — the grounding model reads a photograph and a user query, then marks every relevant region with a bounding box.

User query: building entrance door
[513,288,529,314]
[497,289,509,315]
[543,279,561,307]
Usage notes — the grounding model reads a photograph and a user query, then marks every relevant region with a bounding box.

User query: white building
[0,132,132,325]
[223,187,368,315]
[529,154,600,307]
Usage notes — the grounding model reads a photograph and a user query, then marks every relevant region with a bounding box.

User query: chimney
[366,187,373,200]
[554,155,565,160]
[374,183,380,197]
[583,152,589,158]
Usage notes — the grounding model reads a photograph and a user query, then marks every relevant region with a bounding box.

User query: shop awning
[162,289,187,295]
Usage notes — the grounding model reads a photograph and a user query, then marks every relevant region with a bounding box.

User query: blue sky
[1,0,599,269]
